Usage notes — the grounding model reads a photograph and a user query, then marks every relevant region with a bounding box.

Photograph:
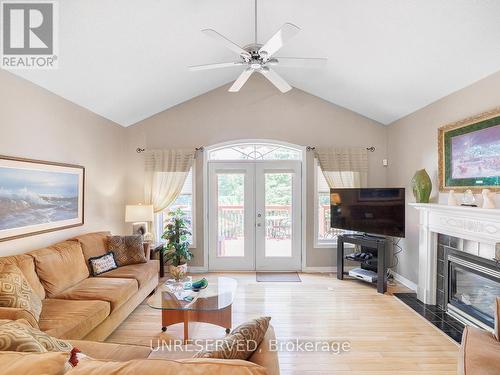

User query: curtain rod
[137,146,375,153]
[306,146,376,152]
[136,147,204,153]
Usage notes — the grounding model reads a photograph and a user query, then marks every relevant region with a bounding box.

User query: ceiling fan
[188,0,327,93]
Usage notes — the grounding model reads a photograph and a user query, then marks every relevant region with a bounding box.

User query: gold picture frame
[438,107,500,192]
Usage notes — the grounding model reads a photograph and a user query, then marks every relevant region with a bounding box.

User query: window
[158,168,195,246]
[314,160,346,247]
[208,143,301,161]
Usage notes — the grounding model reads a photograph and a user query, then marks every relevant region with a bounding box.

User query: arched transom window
[208,143,302,161]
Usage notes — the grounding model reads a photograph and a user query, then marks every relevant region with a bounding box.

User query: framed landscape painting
[439,108,500,192]
[0,156,84,242]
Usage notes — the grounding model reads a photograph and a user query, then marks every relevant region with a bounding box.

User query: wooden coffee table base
[161,304,232,343]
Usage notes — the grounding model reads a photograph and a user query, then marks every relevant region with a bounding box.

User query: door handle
[256,223,262,227]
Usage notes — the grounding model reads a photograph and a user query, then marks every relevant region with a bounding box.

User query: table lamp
[125,204,154,241]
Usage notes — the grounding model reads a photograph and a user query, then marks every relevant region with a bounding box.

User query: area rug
[256,272,301,282]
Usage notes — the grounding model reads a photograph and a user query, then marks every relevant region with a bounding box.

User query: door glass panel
[209,144,301,161]
[217,173,245,257]
[264,173,292,257]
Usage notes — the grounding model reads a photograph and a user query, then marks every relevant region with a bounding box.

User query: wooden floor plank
[106,272,458,374]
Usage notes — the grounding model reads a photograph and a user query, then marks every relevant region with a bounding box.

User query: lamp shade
[125,205,154,223]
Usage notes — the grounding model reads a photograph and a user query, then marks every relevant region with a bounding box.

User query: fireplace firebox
[444,248,500,331]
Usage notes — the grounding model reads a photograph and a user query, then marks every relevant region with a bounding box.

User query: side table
[150,242,166,277]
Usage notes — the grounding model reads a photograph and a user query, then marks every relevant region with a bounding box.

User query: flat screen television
[330,188,405,238]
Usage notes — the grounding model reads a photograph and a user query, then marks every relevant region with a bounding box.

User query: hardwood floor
[107,273,459,374]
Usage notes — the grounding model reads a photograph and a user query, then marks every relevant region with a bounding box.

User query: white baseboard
[302,266,337,273]
[389,270,417,291]
[188,266,208,273]
[188,267,338,274]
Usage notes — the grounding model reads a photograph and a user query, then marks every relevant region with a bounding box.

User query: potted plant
[161,208,193,281]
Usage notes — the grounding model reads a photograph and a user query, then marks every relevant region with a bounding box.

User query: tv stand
[337,233,389,294]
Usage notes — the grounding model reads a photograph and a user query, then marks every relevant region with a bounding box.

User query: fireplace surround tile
[438,233,450,247]
[479,242,496,259]
[449,236,462,250]
[463,239,479,256]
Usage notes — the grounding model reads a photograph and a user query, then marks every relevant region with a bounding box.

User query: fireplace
[444,248,500,331]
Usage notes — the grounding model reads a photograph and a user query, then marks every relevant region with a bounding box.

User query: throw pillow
[107,235,147,266]
[0,320,73,352]
[193,316,271,360]
[0,263,42,322]
[88,252,118,276]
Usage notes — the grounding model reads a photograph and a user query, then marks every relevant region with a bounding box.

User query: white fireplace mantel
[409,203,500,304]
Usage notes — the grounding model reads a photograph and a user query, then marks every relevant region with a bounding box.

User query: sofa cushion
[108,235,147,266]
[39,299,110,340]
[459,326,500,375]
[0,319,73,352]
[65,358,268,375]
[0,307,39,328]
[97,260,159,288]
[30,241,89,298]
[0,263,42,322]
[0,351,71,375]
[0,254,45,300]
[70,232,111,271]
[248,325,280,375]
[68,340,151,362]
[53,277,138,313]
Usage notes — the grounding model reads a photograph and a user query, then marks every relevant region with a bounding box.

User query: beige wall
[0,71,127,256]
[387,71,500,284]
[125,74,388,268]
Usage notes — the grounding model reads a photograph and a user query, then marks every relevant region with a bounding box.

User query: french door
[208,161,301,271]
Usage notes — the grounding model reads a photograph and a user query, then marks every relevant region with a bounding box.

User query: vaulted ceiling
[11,0,500,126]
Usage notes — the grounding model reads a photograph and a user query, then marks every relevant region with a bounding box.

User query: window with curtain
[315,162,352,246]
[144,148,195,244]
[314,147,368,247]
[158,167,195,245]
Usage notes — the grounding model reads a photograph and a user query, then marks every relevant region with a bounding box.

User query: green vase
[411,169,432,203]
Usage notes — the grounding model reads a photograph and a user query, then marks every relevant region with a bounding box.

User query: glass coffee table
[147,277,237,343]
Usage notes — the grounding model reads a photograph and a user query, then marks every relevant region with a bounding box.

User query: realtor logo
[1,1,58,69]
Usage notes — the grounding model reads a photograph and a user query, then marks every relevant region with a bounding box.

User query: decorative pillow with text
[88,252,118,276]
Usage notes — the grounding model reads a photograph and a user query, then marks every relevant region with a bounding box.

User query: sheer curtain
[144,149,195,240]
[315,147,368,188]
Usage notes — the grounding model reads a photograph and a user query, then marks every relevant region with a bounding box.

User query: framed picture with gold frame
[438,108,500,192]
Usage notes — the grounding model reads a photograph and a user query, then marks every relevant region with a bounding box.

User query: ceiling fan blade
[273,57,327,68]
[229,68,254,92]
[259,68,292,93]
[189,61,246,71]
[202,29,251,59]
[259,23,300,61]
